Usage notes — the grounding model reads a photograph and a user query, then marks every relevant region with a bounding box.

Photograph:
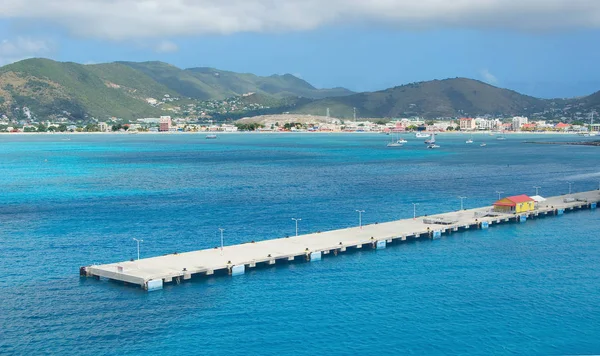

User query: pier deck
[81,191,600,290]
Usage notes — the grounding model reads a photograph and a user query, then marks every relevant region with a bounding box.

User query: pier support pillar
[376,240,386,249]
[146,279,163,292]
[206,270,214,276]
[230,265,245,276]
[310,251,322,262]
[268,259,276,265]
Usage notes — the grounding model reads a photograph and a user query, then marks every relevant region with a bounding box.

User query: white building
[512,116,529,130]
[475,118,501,131]
[221,124,238,132]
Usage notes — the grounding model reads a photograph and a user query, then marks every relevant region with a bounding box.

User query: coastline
[0,131,588,136]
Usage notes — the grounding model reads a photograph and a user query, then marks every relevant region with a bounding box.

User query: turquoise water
[0,133,599,355]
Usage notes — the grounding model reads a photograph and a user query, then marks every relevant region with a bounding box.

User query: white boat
[397,138,408,144]
[206,134,217,139]
[427,133,440,148]
[480,142,487,147]
[387,132,404,147]
[416,132,430,138]
[466,134,473,144]
[496,133,506,140]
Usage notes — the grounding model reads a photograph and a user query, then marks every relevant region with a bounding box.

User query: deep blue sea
[1,133,599,355]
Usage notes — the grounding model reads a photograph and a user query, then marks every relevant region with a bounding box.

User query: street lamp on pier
[533,186,541,196]
[291,218,301,236]
[218,228,225,255]
[133,238,143,261]
[355,210,365,229]
[412,203,419,220]
[459,196,467,211]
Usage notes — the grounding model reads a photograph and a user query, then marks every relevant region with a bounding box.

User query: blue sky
[1,0,600,98]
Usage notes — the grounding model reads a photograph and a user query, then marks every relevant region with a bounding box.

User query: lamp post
[412,203,419,220]
[459,196,467,211]
[218,228,225,255]
[567,182,573,195]
[533,186,541,196]
[292,218,301,236]
[133,238,143,260]
[355,210,365,229]
[495,191,504,200]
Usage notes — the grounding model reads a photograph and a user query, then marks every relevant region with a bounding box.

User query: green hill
[1,58,597,122]
[0,58,165,120]
[294,78,551,118]
[0,58,353,121]
[118,61,354,100]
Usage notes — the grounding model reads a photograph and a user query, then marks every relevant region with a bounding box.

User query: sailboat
[466,133,473,144]
[387,132,404,147]
[427,133,440,149]
[415,132,430,138]
[480,142,487,147]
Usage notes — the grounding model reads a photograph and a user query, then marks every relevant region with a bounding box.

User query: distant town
[1,112,598,134]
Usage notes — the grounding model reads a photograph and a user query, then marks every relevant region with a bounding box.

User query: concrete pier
[81,190,600,291]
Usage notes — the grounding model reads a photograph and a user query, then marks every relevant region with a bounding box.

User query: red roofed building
[493,195,536,213]
[555,122,571,131]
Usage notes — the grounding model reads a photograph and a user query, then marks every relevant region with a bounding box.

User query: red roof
[494,195,534,206]
[555,122,571,128]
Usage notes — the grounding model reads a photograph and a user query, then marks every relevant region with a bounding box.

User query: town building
[159,116,172,132]
[98,122,108,132]
[555,122,571,131]
[459,118,476,131]
[511,116,529,130]
[493,195,536,214]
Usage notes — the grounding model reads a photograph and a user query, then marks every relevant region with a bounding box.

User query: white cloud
[480,69,498,84]
[0,1,599,40]
[154,40,179,53]
[0,37,52,65]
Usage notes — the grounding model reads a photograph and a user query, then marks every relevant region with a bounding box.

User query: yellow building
[493,195,536,213]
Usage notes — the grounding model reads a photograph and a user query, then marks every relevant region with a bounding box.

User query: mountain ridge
[0,58,598,121]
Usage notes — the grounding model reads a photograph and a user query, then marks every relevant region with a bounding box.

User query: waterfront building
[159,116,172,132]
[459,118,476,130]
[493,195,536,213]
[511,116,529,130]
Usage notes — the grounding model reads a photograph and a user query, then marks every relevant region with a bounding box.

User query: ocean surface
[0,133,599,355]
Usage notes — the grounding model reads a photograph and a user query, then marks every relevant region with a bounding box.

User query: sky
[1,0,600,98]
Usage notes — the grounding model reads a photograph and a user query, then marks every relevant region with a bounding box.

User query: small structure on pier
[493,195,535,213]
